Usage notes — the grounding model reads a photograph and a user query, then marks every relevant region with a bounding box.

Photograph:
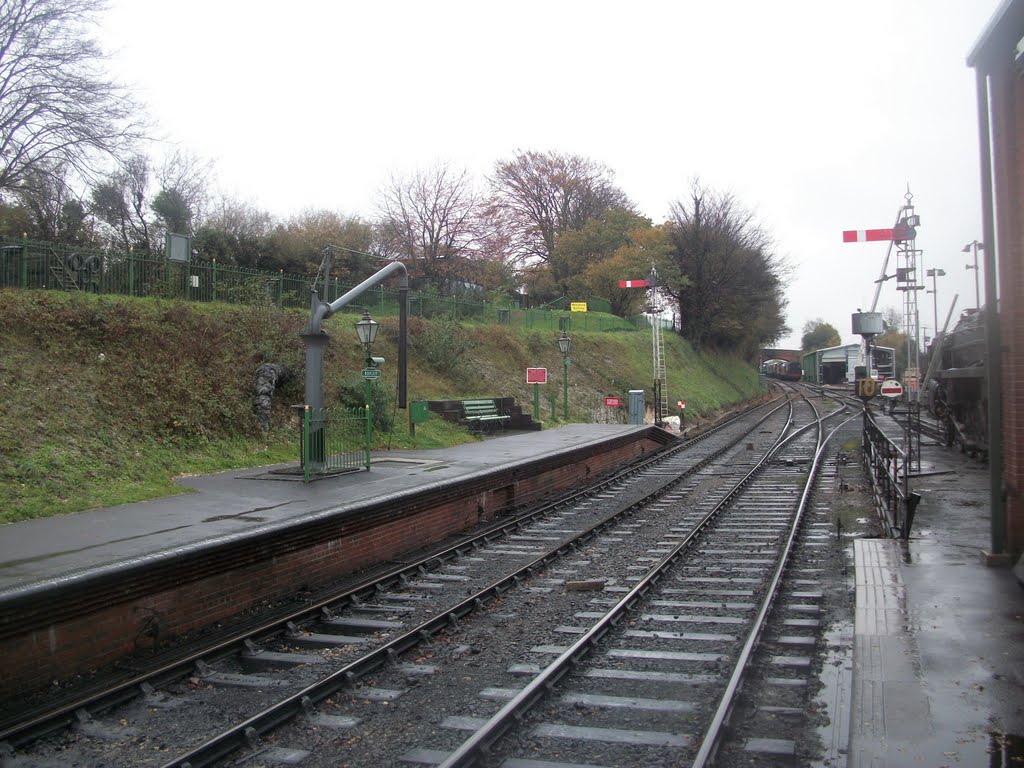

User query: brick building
[969,0,1024,556]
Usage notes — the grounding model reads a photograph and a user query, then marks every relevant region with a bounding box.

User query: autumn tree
[665,180,788,355]
[269,209,373,277]
[374,163,480,288]
[0,0,145,196]
[488,150,633,271]
[548,207,651,297]
[467,205,519,294]
[801,319,841,352]
[580,224,674,317]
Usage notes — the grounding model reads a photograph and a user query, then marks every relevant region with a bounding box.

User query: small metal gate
[301,405,369,482]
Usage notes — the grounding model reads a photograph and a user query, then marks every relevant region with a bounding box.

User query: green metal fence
[0,235,652,332]
[301,405,369,482]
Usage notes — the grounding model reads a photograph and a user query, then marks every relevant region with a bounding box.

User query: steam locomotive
[923,308,987,456]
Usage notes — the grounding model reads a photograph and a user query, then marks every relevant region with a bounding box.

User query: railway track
[4,389,854,767]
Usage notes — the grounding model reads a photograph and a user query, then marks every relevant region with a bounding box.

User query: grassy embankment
[0,290,762,523]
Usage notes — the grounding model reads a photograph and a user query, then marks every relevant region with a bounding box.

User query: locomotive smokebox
[852,311,884,338]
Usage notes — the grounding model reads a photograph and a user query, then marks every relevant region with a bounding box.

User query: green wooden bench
[461,399,510,429]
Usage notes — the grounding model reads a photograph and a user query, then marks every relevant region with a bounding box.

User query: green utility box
[409,400,430,437]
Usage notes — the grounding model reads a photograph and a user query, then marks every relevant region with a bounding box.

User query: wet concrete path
[848,424,1024,766]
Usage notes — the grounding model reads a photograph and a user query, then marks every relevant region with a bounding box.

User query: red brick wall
[992,64,1024,553]
[0,430,668,703]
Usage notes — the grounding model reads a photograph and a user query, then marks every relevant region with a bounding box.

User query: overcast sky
[98,0,999,349]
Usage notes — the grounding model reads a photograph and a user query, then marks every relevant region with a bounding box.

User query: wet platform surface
[848,415,1024,766]
[0,424,648,594]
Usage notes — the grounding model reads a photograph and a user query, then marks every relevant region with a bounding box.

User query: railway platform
[0,424,652,594]
[845,414,1024,766]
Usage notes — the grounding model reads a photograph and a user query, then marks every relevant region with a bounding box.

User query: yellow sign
[570,302,588,312]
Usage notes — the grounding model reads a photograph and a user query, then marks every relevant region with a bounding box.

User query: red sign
[678,400,686,410]
[527,367,547,384]
[619,279,649,288]
[879,380,904,397]
[604,396,622,407]
[842,226,916,243]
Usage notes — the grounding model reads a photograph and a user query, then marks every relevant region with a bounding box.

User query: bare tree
[193,195,274,267]
[374,163,480,285]
[0,0,145,195]
[488,150,633,267]
[90,154,151,251]
[881,305,902,333]
[153,149,214,233]
[11,161,94,243]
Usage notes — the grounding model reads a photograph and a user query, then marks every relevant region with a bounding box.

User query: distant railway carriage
[762,358,802,381]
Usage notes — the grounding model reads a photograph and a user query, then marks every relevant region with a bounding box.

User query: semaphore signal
[842,226,915,243]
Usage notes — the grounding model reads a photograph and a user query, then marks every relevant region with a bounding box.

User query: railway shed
[801,343,895,385]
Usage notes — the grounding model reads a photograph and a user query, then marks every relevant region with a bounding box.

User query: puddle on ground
[202,515,268,523]
[812,621,853,768]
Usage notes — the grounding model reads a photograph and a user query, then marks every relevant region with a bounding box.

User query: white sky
[97,0,999,349]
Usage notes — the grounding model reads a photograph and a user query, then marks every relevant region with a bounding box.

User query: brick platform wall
[0,428,670,704]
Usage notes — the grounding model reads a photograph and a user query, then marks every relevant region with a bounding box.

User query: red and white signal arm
[527,367,547,384]
[619,279,649,288]
[678,400,686,410]
[879,380,903,398]
[842,226,916,243]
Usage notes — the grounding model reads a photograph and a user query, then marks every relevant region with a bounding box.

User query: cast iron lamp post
[558,330,571,420]
[355,310,379,469]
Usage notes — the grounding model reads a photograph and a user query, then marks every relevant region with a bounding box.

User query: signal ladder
[649,266,669,425]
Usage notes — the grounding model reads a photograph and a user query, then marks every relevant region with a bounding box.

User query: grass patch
[1,430,298,524]
[1,289,762,521]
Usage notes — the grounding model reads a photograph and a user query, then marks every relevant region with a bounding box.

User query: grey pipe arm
[308,261,408,333]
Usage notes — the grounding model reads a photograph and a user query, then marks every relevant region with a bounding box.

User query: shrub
[337,376,395,432]
[409,313,478,377]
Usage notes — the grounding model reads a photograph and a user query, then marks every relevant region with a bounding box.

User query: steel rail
[691,399,861,767]
[434,397,801,767]
[159,401,793,768]
[0,399,781,749]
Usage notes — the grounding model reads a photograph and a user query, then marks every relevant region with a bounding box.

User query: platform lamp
[558,330,572,420]
[963,241,982,310]
[925,268,945,345]
[355,310,379,469]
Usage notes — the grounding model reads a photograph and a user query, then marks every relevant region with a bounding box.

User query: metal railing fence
[0,235,654,332]
[862,408,920,539]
